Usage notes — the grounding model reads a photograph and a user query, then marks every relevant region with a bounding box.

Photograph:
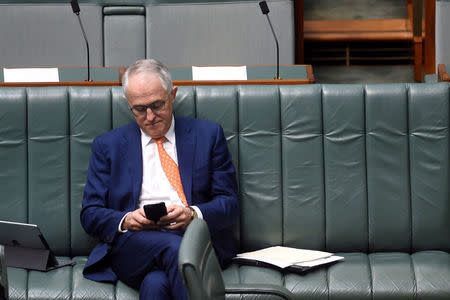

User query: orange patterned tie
[153,137,188,206]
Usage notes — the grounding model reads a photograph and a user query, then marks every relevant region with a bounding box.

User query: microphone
[70,0,91,81]
[259,1,280,79]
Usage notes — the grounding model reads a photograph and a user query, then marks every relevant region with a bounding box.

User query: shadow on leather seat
[178,219,294,300]
[0,245,8,300]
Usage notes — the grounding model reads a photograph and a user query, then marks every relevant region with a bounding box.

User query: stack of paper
[234,246,343,272]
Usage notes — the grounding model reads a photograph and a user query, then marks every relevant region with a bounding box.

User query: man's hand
[121,208,160,231]
[158,205,193,230]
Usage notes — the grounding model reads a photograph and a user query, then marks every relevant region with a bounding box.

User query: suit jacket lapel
[121,123,143,209]
[175,117,195,205]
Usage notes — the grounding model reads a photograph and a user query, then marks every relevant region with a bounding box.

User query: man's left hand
[158,204,193,230]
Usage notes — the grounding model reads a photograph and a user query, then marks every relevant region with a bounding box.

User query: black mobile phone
[143,202,167,222]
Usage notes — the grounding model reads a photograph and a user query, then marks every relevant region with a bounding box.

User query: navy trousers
[110,230,188,300]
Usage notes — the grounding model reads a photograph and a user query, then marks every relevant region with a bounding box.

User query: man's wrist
[187,206,198,220]
[118,212,130,233]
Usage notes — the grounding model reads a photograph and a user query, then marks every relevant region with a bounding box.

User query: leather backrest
[0,84,448,256]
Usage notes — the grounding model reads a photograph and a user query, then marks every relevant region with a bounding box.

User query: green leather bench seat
[0,84,449,299]
[223,251,450,299]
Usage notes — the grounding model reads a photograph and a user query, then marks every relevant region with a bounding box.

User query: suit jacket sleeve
[80,136,128,244]
[194,124,240,232]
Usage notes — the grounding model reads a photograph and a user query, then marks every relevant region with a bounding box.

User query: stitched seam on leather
[278,86,284,245]
[26,88,30,225]
[409,254,418,299]
[406,83,413,253]
[368,254,374,300]
[363,86,370,253]
[68,87,72,258]
[320,86,327,251]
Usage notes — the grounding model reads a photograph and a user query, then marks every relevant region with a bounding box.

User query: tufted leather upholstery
[0,84,449,299]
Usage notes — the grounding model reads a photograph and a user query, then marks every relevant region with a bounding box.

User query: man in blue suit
[80,59,239,299]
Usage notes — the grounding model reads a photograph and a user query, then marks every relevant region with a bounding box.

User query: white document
[295,255,344,268]
[3,68,59,83]
[236,246,333,269]
[192,66,247,81]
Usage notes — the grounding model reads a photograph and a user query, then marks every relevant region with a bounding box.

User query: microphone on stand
[70,0,91,81]
[259,1,280,79]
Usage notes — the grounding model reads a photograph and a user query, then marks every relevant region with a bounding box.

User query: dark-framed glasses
[130,100,167,116]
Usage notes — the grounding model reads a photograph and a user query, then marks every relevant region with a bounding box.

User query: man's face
[126,73,177,138]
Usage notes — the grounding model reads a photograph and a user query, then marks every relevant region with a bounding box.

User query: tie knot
[152,136,167,144]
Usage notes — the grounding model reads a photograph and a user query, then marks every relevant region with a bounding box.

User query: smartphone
[143,202,167,222]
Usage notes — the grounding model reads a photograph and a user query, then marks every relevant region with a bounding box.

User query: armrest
[225,283,294,299]
[0,245,8,300]
[178,219,226,299]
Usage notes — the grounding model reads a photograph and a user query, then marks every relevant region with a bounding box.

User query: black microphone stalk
[71,0,91,81]
[259,1,280,79]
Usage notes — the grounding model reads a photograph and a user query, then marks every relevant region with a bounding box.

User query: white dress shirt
[118,116,202,232]
[139,116,182,208]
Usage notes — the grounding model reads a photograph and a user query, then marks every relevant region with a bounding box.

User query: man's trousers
[110,230,188,300]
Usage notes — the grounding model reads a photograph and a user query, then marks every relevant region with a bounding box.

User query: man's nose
[146,107,156,120]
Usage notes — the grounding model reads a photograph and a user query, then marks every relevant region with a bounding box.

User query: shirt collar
[140,115,176,146]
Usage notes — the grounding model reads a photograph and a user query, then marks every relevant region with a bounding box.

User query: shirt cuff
[118,212,131,233]
[191,205,203,219]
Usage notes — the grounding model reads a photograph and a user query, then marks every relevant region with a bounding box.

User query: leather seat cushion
[223,251,450,299]
[7,257,138,300]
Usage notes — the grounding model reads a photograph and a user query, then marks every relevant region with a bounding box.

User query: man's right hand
[121,208,160,231]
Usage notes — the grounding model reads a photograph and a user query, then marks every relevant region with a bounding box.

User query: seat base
[223,251,450,299]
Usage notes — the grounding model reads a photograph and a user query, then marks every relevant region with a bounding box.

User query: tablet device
[0,220,75,271]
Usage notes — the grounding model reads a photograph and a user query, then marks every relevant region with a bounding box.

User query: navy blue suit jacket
[80,116,239,282]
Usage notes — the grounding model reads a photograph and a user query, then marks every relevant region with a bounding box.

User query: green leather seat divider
[0,88,27,222]
[27,88,70,256]
[322,85,368,252]
[409,84,449,251]
[366,84,411,252]
[69,87,113,256]
[280,85,325,250]
[239,86,283,251]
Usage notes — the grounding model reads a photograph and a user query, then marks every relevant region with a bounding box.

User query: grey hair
[122,59,173,97]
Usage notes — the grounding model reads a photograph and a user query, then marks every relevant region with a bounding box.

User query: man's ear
[170,86,178,103]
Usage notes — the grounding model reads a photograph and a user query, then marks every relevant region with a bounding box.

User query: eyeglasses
[130,99,167,116]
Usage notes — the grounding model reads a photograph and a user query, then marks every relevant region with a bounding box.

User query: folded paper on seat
[233,246,344,273]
